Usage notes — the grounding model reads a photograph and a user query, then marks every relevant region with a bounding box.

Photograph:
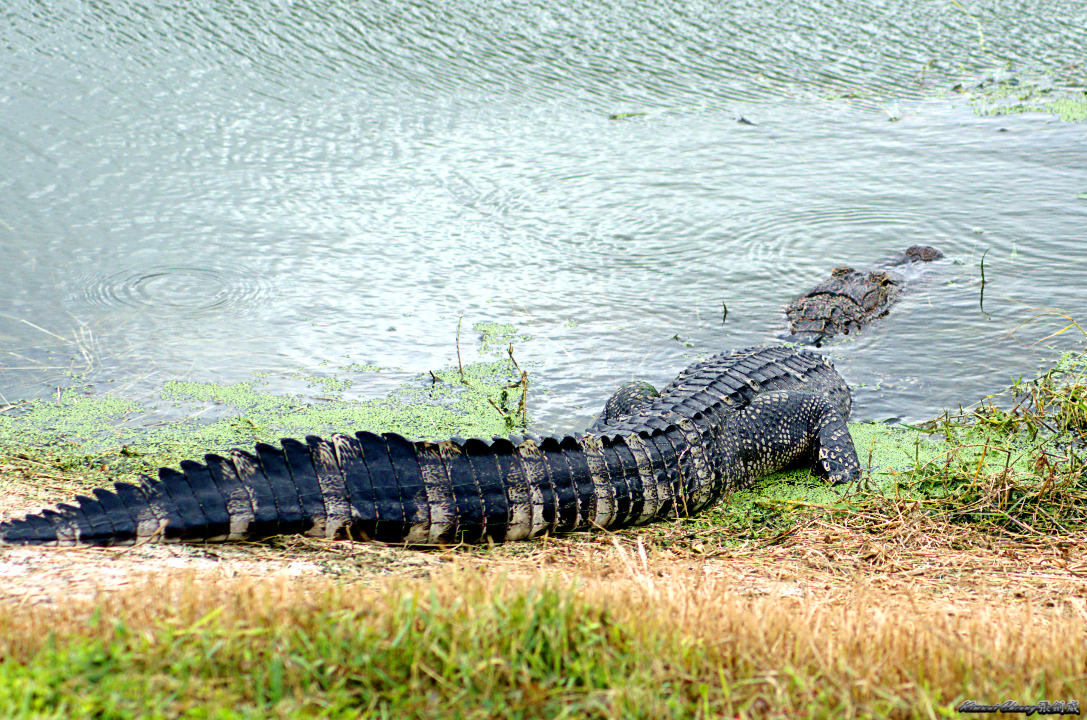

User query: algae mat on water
[0,325,534,514]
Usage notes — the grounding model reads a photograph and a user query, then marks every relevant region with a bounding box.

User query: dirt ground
[4,484,1087,622]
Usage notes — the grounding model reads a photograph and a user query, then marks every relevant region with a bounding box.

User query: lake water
[2,0,1086,436]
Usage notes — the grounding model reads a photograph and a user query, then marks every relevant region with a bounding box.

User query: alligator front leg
[732,390,860,487]
[591,381,660,430]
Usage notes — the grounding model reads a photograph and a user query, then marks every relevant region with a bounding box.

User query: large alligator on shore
[786,245,943,344]
[0,346,859,547]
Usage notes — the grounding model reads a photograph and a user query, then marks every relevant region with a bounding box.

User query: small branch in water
[0,400,31,414]
[506,344,529,427]
[487,397,508,418]
[979,247,991,317]
[506,343,523,376]
[456,317,466,384]
[518,370,528,427]
[721,301,728,323]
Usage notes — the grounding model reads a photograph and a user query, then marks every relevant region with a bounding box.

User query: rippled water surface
[3,0,1086,434]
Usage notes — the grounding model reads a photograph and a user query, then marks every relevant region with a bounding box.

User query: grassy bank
[1,563,1083,720]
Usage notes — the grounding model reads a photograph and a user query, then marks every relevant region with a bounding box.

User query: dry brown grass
[2,497,1086,717]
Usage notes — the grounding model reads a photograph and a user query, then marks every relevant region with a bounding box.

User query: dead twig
[456,317,466,384]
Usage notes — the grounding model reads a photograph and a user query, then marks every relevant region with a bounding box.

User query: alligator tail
[0,428,710,547]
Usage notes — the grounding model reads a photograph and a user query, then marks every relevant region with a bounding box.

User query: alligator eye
[869,272,892,286]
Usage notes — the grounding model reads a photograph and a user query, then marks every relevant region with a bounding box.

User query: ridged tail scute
[460,437,510,542]
[441,438,487,544]
[252,443,309,537]
[225,448,283,539]
[516,437,558,539]
[492,437,533,541]
[539,436,579,534]
[281,438,329,537]
[328,433,375,540]
[181,461,232,540]
[90,487,137,542]
[158,466,212,540]
[597,439,632,527]
[0,512,57,546]
[637,432,677,520]
[608,440,644,525]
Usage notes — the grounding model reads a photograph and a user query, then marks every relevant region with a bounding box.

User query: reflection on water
[1,0,1085,434]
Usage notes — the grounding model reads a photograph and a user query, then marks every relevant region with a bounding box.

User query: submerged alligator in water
[0,346,860,547]
[786,245,943,344]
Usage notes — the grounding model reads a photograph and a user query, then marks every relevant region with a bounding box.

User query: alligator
[0,346,860,547]
[785,245,943,344]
